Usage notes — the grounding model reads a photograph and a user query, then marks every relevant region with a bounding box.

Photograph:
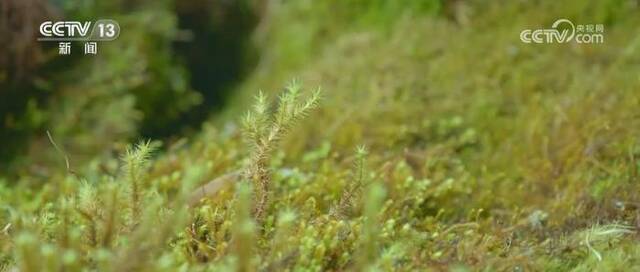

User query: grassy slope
[2,0,640,271]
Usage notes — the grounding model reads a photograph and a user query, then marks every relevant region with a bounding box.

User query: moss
[2,0,640,270]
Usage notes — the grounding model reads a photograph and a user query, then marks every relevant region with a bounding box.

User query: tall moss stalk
[241,81,320,224]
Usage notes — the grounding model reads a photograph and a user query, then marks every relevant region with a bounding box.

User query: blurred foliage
[0,0,258,172]
[0,0,55,165]
[3,0,640,271]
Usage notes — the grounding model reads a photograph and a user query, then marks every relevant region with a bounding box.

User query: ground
[2,0,640,271]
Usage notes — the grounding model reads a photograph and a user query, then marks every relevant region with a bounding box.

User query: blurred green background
[1,0,637,176]
[1,0,261,172]
[0,0,445,174]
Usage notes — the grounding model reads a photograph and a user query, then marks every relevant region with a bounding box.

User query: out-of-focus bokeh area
[1,0,260,173]
[2,0,640,270]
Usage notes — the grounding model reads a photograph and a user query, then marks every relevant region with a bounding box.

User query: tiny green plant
[232,182,256,272]
[332,145,369,219]
[241,81,321,224]
[122,140,156,222]
[355,182,386,271]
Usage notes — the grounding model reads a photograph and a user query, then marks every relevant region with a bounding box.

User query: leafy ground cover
[2,0,640,271]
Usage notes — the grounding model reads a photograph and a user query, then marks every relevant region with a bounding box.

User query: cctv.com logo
[520,19,604,44]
